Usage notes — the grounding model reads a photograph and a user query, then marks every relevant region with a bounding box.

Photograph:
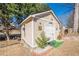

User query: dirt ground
[50,40,79,56]
[0,43,31,56]
[0,36,79,56]
[0,40,20,48]
[50,36,79,56]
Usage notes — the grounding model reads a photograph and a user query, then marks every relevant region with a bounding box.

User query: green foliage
[0,3,50,24]
[0,3,50,40]
[36,32,49,48]
[48,39,64,48]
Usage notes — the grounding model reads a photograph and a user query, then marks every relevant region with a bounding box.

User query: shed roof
[21,10,63,26]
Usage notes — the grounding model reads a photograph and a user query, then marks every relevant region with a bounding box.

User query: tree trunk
[73,3,79,33]
[5,29,10,41]
[5,31,9,41]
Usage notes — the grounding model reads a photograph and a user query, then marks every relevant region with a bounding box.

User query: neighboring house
[0,25,20,35]
[9,28,20,35]
[0,25,21,40]
[20,10,62,48]
[0,25,4,35]
[9,28,21,39]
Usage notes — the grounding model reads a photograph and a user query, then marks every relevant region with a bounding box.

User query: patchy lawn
[32,39,79,56]
[0,40,20,48]
[0,40,31,56]
[50,36,79,56]
[0,44,31,56]
[0,36,79,56]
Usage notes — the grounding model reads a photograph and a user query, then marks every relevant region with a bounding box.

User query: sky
[12,3,75,27]
[48,3,75,27]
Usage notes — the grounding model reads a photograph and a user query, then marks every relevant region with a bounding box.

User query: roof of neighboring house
[0,25,19,31]
[21,10,63,26]
[0,25,4,30]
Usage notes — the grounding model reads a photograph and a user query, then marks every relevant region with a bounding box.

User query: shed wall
[21,21,33,47]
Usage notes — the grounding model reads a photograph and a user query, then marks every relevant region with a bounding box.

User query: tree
[0,4,12,41]
[67,11,74,28]
[14,3,50,24]
[0,3,50,41]
[73,3,79,33]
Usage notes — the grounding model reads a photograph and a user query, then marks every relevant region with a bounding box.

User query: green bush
[36,32,49,48]
[36,32,64,48]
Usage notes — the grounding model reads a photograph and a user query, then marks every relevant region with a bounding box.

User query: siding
[34,13,60,42]
[21,21,33,47]
[21,12,60,48]
[25,21,32,46]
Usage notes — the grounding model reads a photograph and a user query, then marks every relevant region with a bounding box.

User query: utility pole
[73,3,79,33]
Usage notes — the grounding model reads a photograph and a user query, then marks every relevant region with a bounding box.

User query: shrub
[36,32,49,48]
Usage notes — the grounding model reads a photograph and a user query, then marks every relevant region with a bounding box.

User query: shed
[20,10,62,48]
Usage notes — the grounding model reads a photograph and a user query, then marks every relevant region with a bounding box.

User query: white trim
[20,15,32,25]
[32,10,50,17]
[32,18,34,47]
[32,18,36,48]
[50,10,62,26]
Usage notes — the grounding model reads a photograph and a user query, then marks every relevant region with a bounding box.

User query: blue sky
[48,3,75,27]
[12,3,75,27]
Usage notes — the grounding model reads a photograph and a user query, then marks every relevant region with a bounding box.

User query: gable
[21,10,62,27]
[34,12,60,26]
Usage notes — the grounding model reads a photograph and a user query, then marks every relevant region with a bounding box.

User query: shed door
[44,22,56,41]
